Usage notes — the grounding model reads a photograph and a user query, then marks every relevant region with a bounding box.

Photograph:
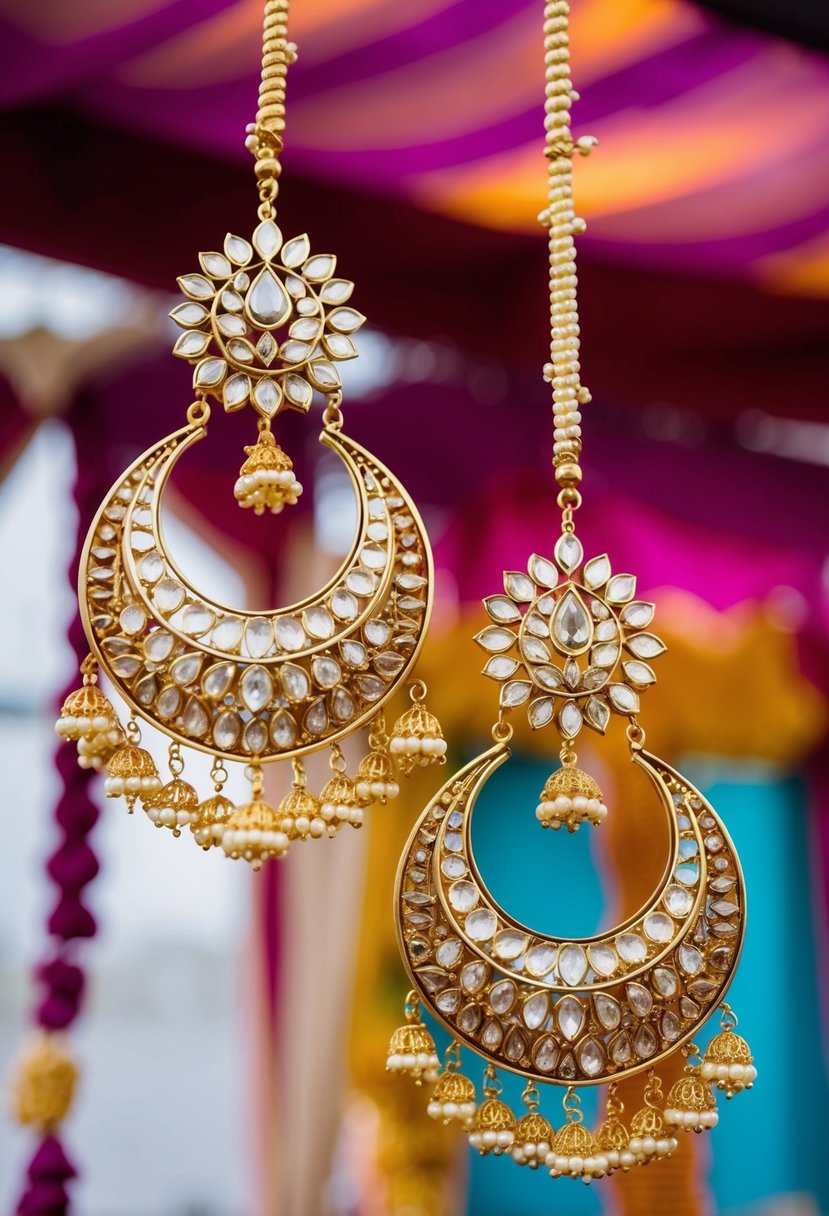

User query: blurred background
[0,1,827,1214]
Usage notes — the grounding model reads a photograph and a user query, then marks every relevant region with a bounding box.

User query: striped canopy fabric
[1,0,828,297]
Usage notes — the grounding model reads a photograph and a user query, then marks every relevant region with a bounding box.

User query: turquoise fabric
[427,752,829,1216]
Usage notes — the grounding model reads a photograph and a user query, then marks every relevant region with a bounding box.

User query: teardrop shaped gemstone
[504,1027,527,1062]
[577,1037,605,1078]
[532,1035,559,1073]
[556,996,585,1041]
[558,944,587,986]
[244,267,291,328]
[481,1019,504,1050]
[522,992,549,1030]
[489,980,516,1015]
[594,993,622,1030]
[435,938,463,969]
[270,709,297,749]
[241,665,273,712]
[213,710,241,750]
[552,588,593,652]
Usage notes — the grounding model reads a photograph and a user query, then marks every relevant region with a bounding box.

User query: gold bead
[554,462,582,485]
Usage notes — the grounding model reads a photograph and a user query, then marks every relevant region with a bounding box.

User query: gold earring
[56,0,445,866]
[388,0,755,1181]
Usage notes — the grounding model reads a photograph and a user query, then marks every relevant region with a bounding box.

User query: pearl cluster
[354,749,400,805]
[664,1106,718,1130]
[701,1059,757,1094]
[103,744,162,808]
[389,701,448,776]
[540,0,594,471]
[468,1099,516,1156]
[386,1019,440,1084]
[234,466,303,515]
[426,1070,477,1127]
[536,792,607,831]
[143,778,199,836]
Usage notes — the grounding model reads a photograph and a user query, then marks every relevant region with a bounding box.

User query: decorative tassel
[319,746,362,833]
[511,1081,553,1168]
[142,745,197,835]
[390,681,447,774]
[535,748,606,831]
[222,766,289,868]
[11,1033,77,1130]
[701,1004,757,1098]
[277,759,325,839]
[386,991,440,1084]
[426,1041,477,1127]
[665,1043,719,1130]
[547,1088,607,1181]
[467,1066,516,1156]
[103,720,161,810]
[355,716,400,806]
[625,1071,677,1165]
[233,425,302,514]
[54,657,117,743]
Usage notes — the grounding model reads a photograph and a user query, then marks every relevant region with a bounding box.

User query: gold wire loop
[168,742,184,777]
[322,394,344,430]
[409,680,428,704]
[556,488,582,512]
[444,1040,462,1071]
[404,990,421,1022]
[245,763,265,796]
[290,757,306,788]
[186,399,211,428]
[80,655,98,684]
[328,743,347,773]
[491,716,513,743]
[125,716,141,744]
[483,1064,502,1097]
[563,1088,583,1123]
[521,1080,540,1111]
[626,720,646,750]
[720,1004,739,1031]
[210,758,228,790]
[644,1070,664,1108]
[559,744,577,767]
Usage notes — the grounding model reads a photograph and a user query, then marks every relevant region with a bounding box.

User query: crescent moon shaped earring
[55,0,445,867]
[389,0,755,1181]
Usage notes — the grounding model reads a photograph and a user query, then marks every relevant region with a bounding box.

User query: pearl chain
[540,1,595,486]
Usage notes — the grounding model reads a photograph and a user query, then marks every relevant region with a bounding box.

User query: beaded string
[244,0,297,219]
[539,0,597,503]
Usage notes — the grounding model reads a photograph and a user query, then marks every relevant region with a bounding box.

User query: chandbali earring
[388,0,754,1182]
[55,0,445,867]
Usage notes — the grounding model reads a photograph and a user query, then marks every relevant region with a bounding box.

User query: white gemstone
[290,317,320,341]
[221,289,243,312]
[521,636,551,663]
[312,656,341,688]
[595,619,617,641]
[257,332,277,364]
[436,939,463,968]
[493,929,529,960]
[154,579,185,613]
[178,273,213,299]
[346,569,375,597]
[173,330,210,358]
[653,966,679,997]
[448,881,479,913]
[500,680,531,708]
[583,554,611,589]
[607,574,636,603]
[139,551,164,583]
[170,654,202,686]
[253,220,282,259]
[281,234,310,268]
[526,943,557,977]
[245,268,291,329]
[213,710,241,750]
[213,616,243,651]
[555,532,583,573]
[441,856,467,879]
[194,358,227,387]
[241,665,273,712]
[621,601,655,628]
[245,618,274,658]
[585,696,610,733]
[489,980,516,1014]
[475,627,514,653]
[199,664,235,706]
[466,909,497,941]
[276,617,306,651]
[227,339,255,363]
[588,944,616,978]
[281,664,310,700]
[365,618,393,647]
[224,234,252,264]
[327,307,364,334]
[340,640,367,668]
[331,688,355,721]
[110,655,141,677]
[304,254,336,281]
[244,719,268,753]
[593,643,620,668]
[578,1037,605,1078]
[617,933,647,963]
[270,709,297,748]
[320,278,354,304]
[303,606,335,639]
[556,996,585,1041]
[223,374,251,409]
[625,982,653,1017]
[170,302,208,327]
[332,590,358,620]
[200,252,231,279]
[533,1035,559,1073]
[678,943,703,975]
[504,571,535,601]
[460,962,488,994]
[644,913,674,943]
[610,1032,633,1064]
[627,633,666,659]
[309,360,341,390]
[485,595,521,623]
[534,666,563,692]
[594,993,621,1030]
[634,1025,657,1058]
[324,333,357,359]
[504,1027,527,1062]
[552,589,592,650]
[528,697,555,729]
[529,554,558,587]
[522,992,549,1030]
[144,631,173,661]
[623,660,656,687]
[608,684,640,713]
[559,700,583,738]
[119,605,146,635]
[217,314,247,337]
[156,686,181,718]
[253,379,281,415]
[282,342,312,365]
[183,697,209,737]
[182,605,215,636]
[284,375,313,409]
[665,885,693,916]
[558,944,587,985]
[304,698,328,735]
